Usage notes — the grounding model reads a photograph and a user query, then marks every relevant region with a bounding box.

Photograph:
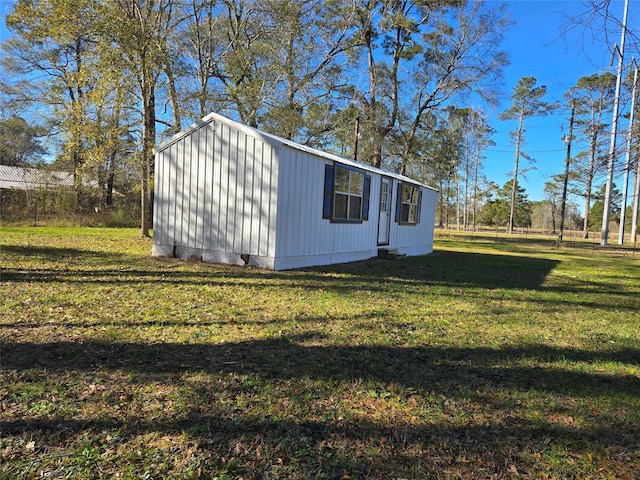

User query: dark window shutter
[416,188,423,224]
[395,182,402,222]
[323,164,334,219]
[362,174,371,220]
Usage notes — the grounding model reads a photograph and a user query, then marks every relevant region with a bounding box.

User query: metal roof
[155,111,437,191]
[0,165,75,190]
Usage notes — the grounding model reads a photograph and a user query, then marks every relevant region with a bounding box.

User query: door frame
[377,176,392,246]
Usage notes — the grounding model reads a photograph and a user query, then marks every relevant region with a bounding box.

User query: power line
[486,148,565,153]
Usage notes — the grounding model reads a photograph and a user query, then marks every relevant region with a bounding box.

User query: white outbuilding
[152,112,437,270]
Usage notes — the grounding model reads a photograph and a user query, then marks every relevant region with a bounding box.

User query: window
[380,180,389,213]
[334,166,363,220]
[323,164,371,222]
[396,183,422,225]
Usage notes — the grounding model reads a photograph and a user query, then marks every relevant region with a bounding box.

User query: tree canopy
[0,116,48,166]
[1,0,510,171]
[7,0,633,236]
[500,76,556,234]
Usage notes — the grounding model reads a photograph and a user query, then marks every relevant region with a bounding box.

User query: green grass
[1,227,639,479]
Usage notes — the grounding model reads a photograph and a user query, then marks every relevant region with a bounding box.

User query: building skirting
[153,243,431,271]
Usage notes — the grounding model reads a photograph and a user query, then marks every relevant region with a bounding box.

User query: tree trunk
[106,150,116,207]
[140,77,156,238]
[463,134,470,231]
[583,113,598,238]
[509,107,524,234]
[456,177,461,231]
[631,149,640,242]
[438,178,445,227]
[165,57,182,132]
[472,144,480,232]
[583,168,594,238]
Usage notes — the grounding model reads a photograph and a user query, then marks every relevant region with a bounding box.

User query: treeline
[0,0,510,231]
[487,71,639,240]
[1,0,637,239]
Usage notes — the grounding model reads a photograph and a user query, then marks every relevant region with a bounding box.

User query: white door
[377,177,391,245]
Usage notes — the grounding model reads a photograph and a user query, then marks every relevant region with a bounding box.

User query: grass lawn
[1,227,639,479]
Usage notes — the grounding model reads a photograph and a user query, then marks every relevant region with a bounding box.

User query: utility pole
[601,0,629,245]
[559,100,575,243]
[631,149,640,243]
[353,116,360,162]
[619,60,638,244]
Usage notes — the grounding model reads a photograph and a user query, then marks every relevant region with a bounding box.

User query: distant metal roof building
[0,165,76,190]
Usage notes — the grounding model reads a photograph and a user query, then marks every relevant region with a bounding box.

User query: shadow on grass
[2,411,637,478]
[3,239,639,476]
[3,246,561,290]
[3,337,638,397]
[0,245,132,262]
[4,247,636,307]
[2,338,639,477]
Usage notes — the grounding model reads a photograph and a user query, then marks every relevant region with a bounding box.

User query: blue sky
[488,0,635,204]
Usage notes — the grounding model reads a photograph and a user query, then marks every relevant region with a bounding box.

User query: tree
[418,109,464,227]
[469,123,494,232]
[259,0,360,143]
[479,182,508,228]
[3,0,102,207]
[500,77,555,234]
[348,0,509,171]
[85,83,138,207]
[181,0,360,145]
[103,0,189,237]
[179,0,222,120]
[480,180,531,229]
[589,182,621,231]
[202,0,282,128]
[0,116,48,166]
[565,72,616,238]
[432,108,495,231]
[543,178,563,233]
[1,0,513,231]
[531,200,554,232]
[347,0,434,169]
[393,1,509,177]
[2,0,138,213]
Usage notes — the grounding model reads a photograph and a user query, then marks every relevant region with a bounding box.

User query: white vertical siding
[153,118,278,260]
[257,143,278,257]
[166,144,177,245]
[387,181,436,254]
[199,126,209,249]
[208,122,222,248]
[154,112,436,269]
[211,120,224,250]
[421,187,437,252]
[242,136,254,253]
[255,140,266,256]
[250,139,262,254]
[185,126,196,247]
[192,129,202,247]
[176,136,186,245]
[153,149,165,244]
[216,123,228,251]
[274,151,379,260]
[230,127,240,251]
[275,148,319,258]
[227,126,236,250]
